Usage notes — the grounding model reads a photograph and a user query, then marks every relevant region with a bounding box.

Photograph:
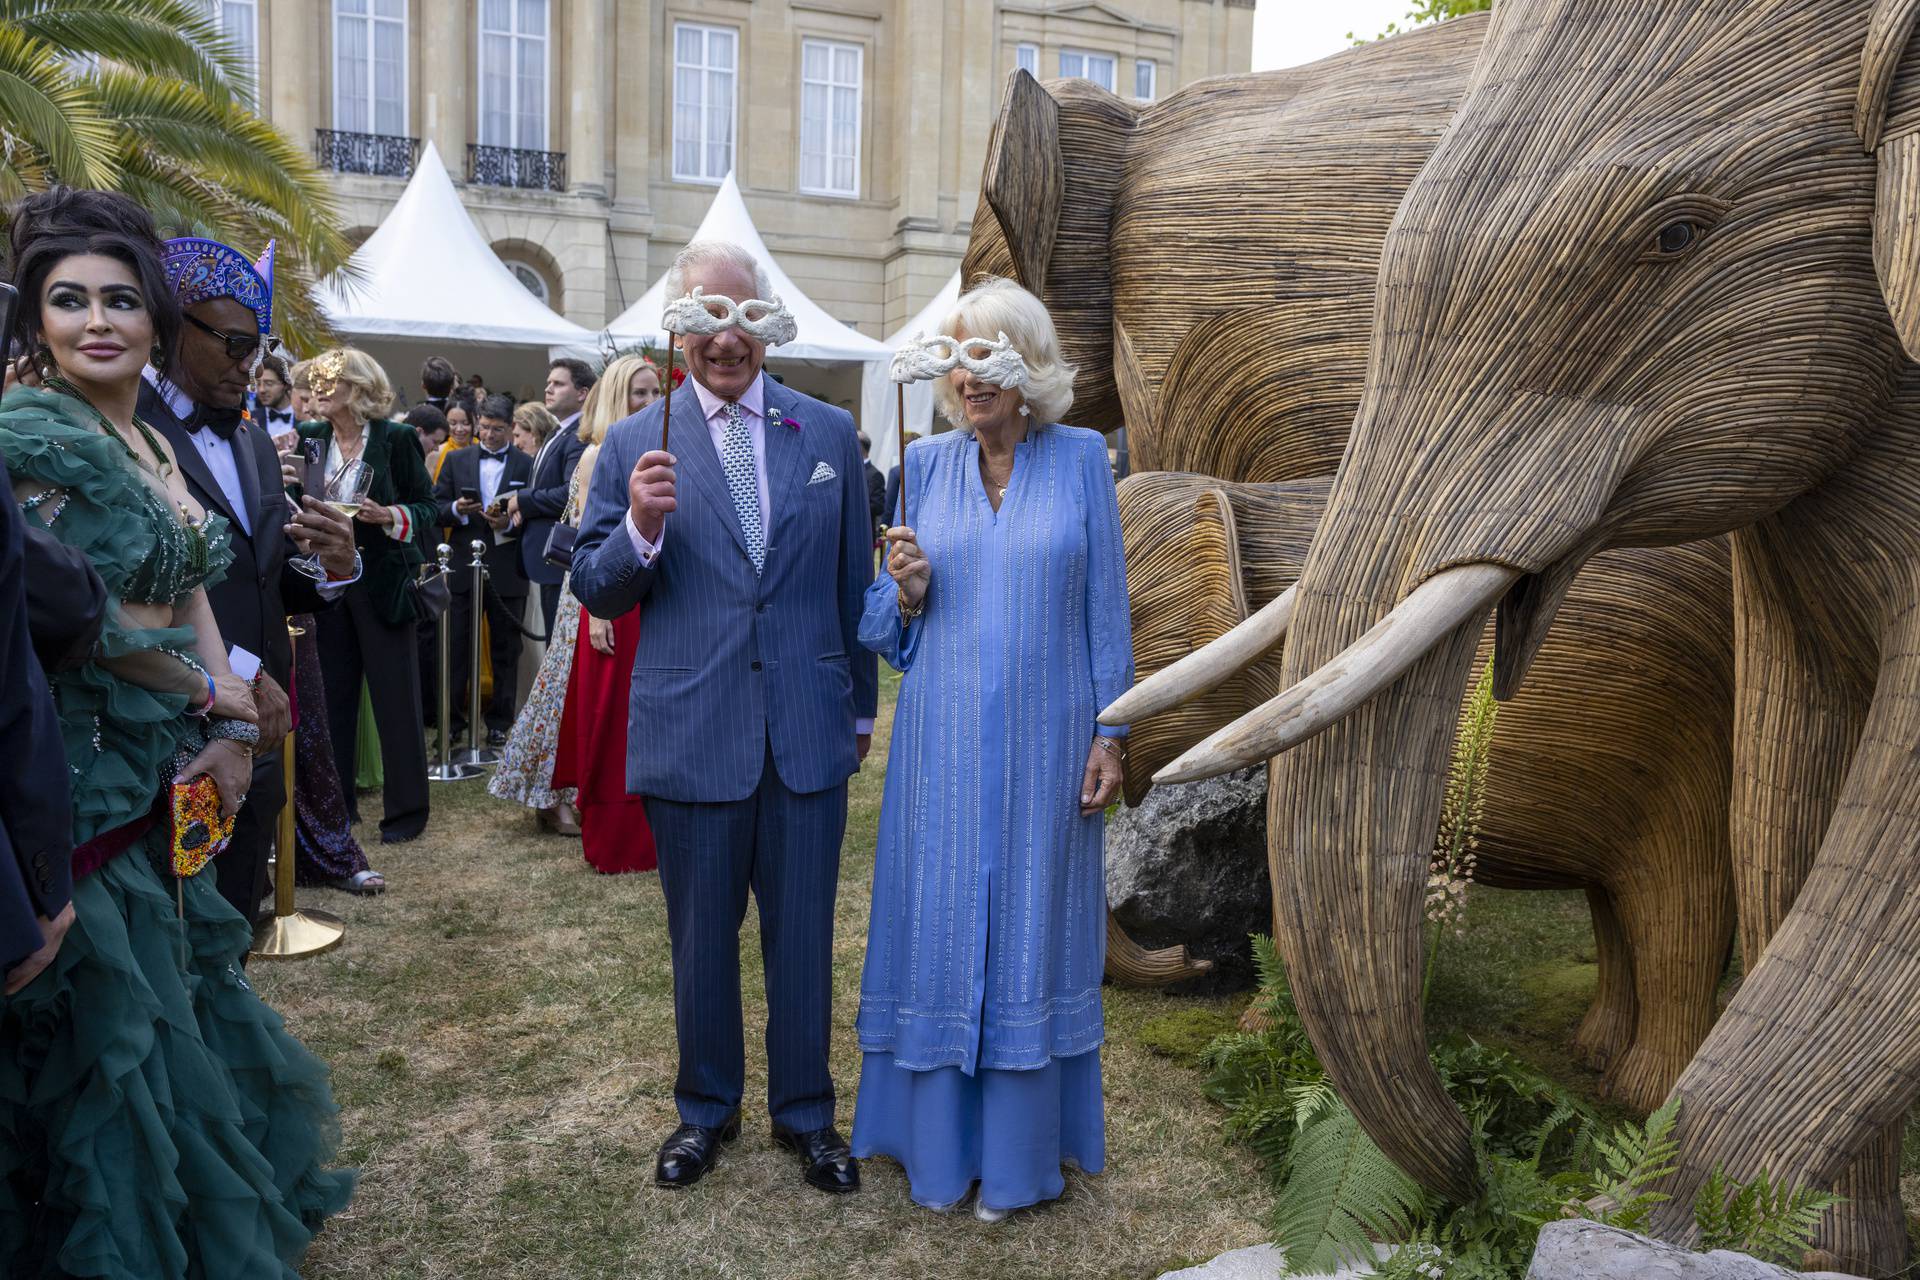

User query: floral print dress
[487,469,584,810]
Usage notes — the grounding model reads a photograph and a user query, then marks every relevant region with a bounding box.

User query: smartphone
[459,486,481,504]
[0,284,18,364]
[300,437,327,499]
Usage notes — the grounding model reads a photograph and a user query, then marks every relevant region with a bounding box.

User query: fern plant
[1270,1089,1425,1276]
[1692,1165,1839,1266]
[1580,1097,1680,1231]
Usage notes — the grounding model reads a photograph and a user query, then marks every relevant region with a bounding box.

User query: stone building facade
[215,0,1253,336]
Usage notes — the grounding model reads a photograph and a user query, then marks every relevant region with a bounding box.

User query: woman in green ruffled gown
[0,188,354,1277]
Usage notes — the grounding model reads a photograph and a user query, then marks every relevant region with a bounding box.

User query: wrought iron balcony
[467,144,568,192]
[315,129,420,179]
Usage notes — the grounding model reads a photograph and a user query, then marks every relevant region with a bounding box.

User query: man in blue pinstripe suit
[571,241,879,1195]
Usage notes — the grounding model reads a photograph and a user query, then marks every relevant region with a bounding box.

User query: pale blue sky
[1251,0,1416,70]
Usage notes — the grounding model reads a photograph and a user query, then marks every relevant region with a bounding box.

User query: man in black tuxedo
[420,354,457,413]
[145,237,359,928]
[435,394,533,745]
[252,354,297,438]
[858,432,884,537]
[1,458,107,994]
[506,357,592,635]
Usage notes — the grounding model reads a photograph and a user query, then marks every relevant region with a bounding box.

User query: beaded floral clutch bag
[170,774,234,877]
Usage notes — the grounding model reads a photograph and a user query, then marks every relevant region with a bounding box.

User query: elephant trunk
[1265,549,1493,1202]
[1241,390,1642,1202]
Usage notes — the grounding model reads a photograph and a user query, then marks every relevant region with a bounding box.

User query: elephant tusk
[1099,586,1299,727]
[1154,563,1520,784]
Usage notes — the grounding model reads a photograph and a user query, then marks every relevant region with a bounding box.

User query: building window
[506,261,550,305]
[1016,43,1038,75]
[1058,48,1116,92]
[197,0,259,100]
[479,0,548,151]
[674,23,737,183]
[1134,59,1156,100]
[334,0,408,136]
[799,39,860,198]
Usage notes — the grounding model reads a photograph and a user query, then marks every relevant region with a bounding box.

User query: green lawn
[258,672,1273,1280]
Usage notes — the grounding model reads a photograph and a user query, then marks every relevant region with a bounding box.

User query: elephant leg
[1104,908,1214,987]
[1571,885,1636,1074]
[1594,841,1731,1114]
[1645,546,1905,1274]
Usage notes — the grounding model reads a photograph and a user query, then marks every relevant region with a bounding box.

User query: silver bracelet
[208,717,262,749]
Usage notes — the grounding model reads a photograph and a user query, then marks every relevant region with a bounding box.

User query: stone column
[266,0,317,148]
[420,0,469,170]
[566,0,607,194]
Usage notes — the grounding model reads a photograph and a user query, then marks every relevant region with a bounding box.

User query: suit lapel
[763,386,812,542]
[231,420,264,538]
[147,397,248,534]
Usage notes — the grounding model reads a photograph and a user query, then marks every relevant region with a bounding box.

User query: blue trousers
[647,747,847,1132]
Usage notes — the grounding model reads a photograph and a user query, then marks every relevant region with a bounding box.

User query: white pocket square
[808,461,837,484]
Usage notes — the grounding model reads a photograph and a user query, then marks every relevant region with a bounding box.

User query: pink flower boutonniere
[779,416,802,433]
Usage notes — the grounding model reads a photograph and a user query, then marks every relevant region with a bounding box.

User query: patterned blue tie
[720,401,765,575]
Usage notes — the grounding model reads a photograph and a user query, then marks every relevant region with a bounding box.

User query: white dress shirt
[478,448,509,512]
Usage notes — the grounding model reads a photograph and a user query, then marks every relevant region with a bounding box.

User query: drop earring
[1017,403,1030,417]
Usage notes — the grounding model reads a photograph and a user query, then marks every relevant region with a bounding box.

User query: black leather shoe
[486,728,509,747]
[655,1113,741,1189]
[772,1125,860,1194]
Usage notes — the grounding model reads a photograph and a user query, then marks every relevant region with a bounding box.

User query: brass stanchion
[252,621,346,960]
[427,543,479,782]
[453,538,498,767]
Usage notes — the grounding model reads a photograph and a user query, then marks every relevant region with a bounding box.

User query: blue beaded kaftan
[856,423,1132,1075]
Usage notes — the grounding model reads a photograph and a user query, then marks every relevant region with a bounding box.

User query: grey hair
[665,239,773,300]
[932,276,1077,429]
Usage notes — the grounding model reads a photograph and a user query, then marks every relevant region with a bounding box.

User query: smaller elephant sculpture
[1118,471,1735,1112]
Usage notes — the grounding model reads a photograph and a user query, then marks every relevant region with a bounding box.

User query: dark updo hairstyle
[446,385,478,424]
[7,186,181,368]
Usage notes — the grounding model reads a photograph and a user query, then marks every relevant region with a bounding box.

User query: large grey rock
[1154,1242,1392,1278]
[1527,1220,1868,1280]
[1107,767,1269,986]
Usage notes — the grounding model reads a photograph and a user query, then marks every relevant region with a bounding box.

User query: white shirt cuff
[626,511,663,566]
[855,718,874,735]
[316,551,364,599]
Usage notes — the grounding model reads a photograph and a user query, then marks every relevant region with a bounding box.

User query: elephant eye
[1655,220,1700,256]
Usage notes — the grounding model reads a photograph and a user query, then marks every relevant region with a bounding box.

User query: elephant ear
[1857,0,1920,356]
[982,70,1062,293]
[973,70,1141,430]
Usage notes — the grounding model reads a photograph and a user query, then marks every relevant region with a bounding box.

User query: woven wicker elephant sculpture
[1148,0,1920,1270]
[965,25,1735,1112]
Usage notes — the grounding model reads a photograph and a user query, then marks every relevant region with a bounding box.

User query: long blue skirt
[850,1048,1105,1212]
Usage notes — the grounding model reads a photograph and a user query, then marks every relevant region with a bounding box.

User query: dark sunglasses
[184,311,273,361]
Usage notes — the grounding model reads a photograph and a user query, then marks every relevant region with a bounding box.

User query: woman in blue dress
[852,277,1131,1220]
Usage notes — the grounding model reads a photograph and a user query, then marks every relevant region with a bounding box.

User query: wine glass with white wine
[289,456,372,580]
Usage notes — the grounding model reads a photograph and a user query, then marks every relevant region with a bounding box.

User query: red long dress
[553,605,658,873]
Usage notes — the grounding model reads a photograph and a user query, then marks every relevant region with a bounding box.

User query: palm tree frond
[0,27,119,187]
[2,0,251,102]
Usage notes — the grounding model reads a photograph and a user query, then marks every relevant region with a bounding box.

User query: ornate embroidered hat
[162,236,275,335]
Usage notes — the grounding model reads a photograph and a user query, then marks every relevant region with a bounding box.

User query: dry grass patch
[255,675,1269,1280]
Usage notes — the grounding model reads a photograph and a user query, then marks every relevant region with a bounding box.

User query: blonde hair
[931,277,1076,429]
[578,354,651,445]
[513,401,559,449]
[289,358,310,391]
[310,347,394,422]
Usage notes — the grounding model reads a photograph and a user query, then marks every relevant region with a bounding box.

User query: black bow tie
[189,403,244,440]
[481,449,507,463]
[265,408,294,425]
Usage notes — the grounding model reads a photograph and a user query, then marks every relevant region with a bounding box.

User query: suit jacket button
[751,660,763,672]
[755,603,767,614]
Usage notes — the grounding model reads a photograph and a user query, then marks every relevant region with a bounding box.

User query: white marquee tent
[316,142,598,350]
[861,268,961,483]
[596,173,895,378]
